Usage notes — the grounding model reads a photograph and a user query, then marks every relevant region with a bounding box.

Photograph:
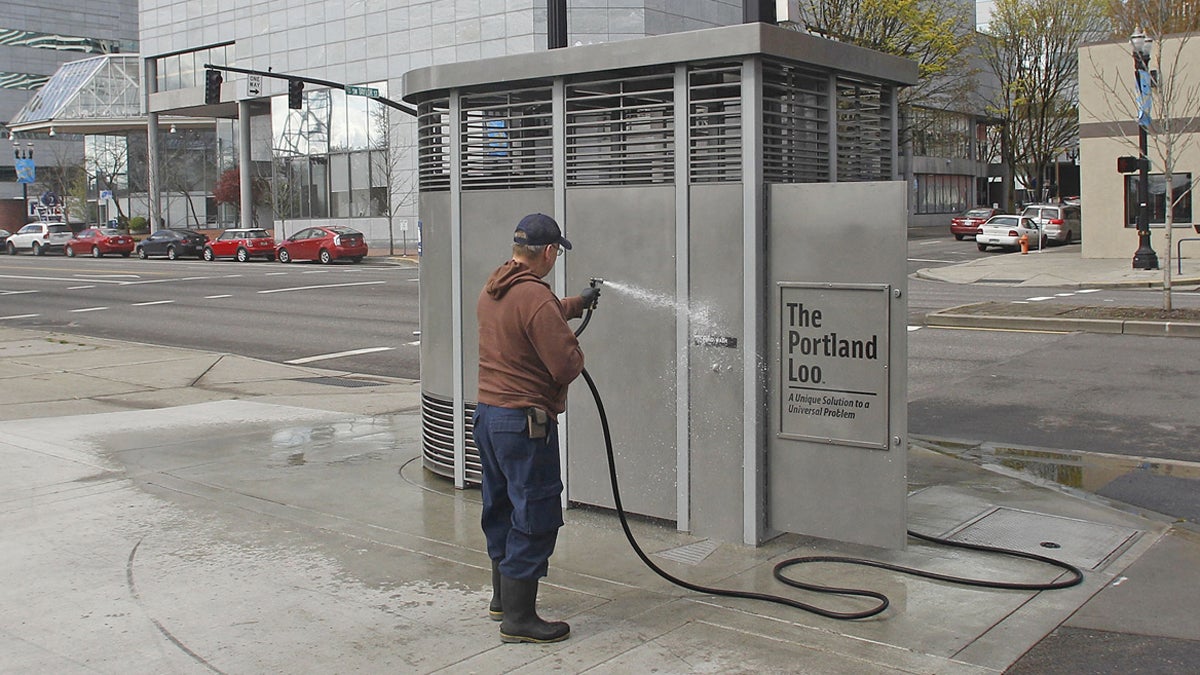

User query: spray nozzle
[589,277,604,288]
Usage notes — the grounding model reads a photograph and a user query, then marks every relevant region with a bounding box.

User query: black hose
[576,349,1084,621]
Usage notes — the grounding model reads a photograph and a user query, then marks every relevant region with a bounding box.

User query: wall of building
[1079,36,1200,259]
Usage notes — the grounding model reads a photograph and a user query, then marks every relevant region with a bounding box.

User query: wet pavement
[3,245,1200,673]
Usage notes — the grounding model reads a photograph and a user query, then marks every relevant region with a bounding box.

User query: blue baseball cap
[514,213,572,250]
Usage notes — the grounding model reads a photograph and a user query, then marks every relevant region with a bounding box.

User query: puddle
[981,446,1200,492]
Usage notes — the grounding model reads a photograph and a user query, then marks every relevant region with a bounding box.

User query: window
[914,174,971,215]
[1124,173,1193,226]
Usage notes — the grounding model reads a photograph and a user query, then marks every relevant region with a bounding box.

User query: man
[474,213,600,644]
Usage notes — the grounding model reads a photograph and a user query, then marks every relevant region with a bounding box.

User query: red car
[950,207,1001,240]
[276,225,367,264]
[203,228,277,262]
[65,228,135,258]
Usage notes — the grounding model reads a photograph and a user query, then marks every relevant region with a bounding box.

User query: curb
[914,268,1200,289]
[925,310,1200,338]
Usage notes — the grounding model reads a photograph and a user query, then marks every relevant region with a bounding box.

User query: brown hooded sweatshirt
[476,259,586,417]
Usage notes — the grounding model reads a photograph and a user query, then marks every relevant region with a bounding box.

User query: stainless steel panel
[565,185,677,521]
[766,181,908,550]
[687,183,746,541]
[418,194,453,398]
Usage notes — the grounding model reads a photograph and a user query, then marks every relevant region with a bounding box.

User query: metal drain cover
[655,539,720,566]
[946,507,1142,571]
[297,376,383,388]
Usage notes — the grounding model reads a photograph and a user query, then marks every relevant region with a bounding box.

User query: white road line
[264,272,288,276]
[406,340,421,346]
[907,326,922,332]
[0,274,127,285]
[0,314,39,320]
[302,270,330,274]
[205,294,233,299]
[68,285,97,290]
[132,300,175,307]
[258,280,385,294]
[1,290,38,295]
[1077,289,1101,294]
[1055,292,1075,297]
[70,307,109,313]
[907,258,959,263]
[1026,296,1054,302]
[284,346,395,365]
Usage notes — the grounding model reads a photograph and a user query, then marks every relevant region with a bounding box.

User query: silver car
[1021,203,1081,244]
[5,222,73,255]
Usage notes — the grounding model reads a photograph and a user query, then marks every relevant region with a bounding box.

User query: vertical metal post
[1131,39,1158,270]
[238,101,253,229]
[548,0,567,49]
[673,63,691,532]
[741,56,766,545]
[449,89,465,489]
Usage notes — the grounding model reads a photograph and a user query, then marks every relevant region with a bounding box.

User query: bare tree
[980,0,1110,208]
[88,135,131,227]
[370,104,416,255]
[157,129,215,228]
[1082,5,1200,309]
[35,140,86,224]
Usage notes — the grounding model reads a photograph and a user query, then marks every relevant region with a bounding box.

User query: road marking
[928,325,1070,335]
[907,257,958,263]
[264,272,288,276]
[907,325,922,332]
[132,300,175,307]
[223,274,243,278]
[258,280,386,294]
[1026,296,1054,302]
[0,314,39,320]
[301,270,330,274]
[1077,289,1101,294]
[70,306,109,313]
[284,346,395,365]
[68,285,96,290]
[1055,292,1075,297]
[0,274,127,285]
[205,294,233,299]
[406,340,421,346]
[1,290,38,295]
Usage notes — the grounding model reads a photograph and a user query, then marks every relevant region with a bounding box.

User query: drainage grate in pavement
[944,507,1142,571]
[655,539,720,566]
[297,376,384,388]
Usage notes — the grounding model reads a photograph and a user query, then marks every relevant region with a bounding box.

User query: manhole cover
[655,539,720,566]
[945,507,1142,571]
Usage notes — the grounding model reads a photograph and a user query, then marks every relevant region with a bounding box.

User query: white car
[1021,203,1081,244]
[5,222,73,255]
[975,215,1046,253]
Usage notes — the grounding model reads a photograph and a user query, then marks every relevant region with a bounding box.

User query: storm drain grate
[297,376,384,388]
[944,507,1142,571]
[655,539,720,566]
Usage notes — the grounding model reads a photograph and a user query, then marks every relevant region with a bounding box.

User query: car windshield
[99,229,122,235]
[327,226,360,235]
[47,225,71,233]
[965,208,992,218]
[990,217,1017,226]
[245,229,270,238]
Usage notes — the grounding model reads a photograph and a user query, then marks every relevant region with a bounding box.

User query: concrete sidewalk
[2,325,1198,673]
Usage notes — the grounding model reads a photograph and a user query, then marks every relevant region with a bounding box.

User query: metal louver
[566,69,675,186]
[417,99,451,192]
[460,86,553,190]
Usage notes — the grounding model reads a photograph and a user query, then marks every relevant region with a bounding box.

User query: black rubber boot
[489,559,503,621]
[498,576,570,644]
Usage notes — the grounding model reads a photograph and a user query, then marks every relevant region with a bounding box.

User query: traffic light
[288,80,304,109]
[204,69,222,105]
[1116,156,1149,173]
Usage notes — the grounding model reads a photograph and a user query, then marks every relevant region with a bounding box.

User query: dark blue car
[135,229,209,260]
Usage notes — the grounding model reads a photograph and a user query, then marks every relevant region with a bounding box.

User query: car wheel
[236,247,249,262]
[167,246,178,260]
[92,246,102,258]
[65,246,76,258]
[32,242,43,256]
[203,247,215,261]
[954,234,964,241]
[137,247,148,259]
[277,248,291,263]
[6,241,16,255]
[977,243,987,252]
[319,249,332,264]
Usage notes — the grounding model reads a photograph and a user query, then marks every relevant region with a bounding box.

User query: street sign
[15,158,35,184]
[100,190,113,200]
[248,73,262,97]
[346,85,379,98]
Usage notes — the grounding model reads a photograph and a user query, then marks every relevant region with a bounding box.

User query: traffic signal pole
[202,63,417,117]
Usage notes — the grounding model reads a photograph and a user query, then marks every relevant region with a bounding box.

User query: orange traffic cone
[1019,233,1029,254]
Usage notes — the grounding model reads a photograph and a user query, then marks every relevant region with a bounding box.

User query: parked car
[275,225,367,264]
[135,228,209,260]
[975,215,1046,252]
[5,222,73,255]
[203,228,276,262]
[1020,203,1081,245]
[65,227,135,258]
[950,207,1000,240]
[0,228,10,247]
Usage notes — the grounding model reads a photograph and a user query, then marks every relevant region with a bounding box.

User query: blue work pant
[473,403,564,581]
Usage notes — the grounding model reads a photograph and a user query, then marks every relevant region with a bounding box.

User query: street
[4,241,1199,469]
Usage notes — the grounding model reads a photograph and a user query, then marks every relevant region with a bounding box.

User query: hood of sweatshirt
[483,259,546,301]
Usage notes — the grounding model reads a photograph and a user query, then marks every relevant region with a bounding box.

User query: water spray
[573,279,1083,620]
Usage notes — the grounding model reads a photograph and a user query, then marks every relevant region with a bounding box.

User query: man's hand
[581,286,601,309]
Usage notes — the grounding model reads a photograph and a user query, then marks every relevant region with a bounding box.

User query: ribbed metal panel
[417,99,451,192]
[421,393,481,485]
[460,86,554,190]
[762,59,829,183]
[565,69,675,186]
[835,75,892,181]
[688,62,742,184]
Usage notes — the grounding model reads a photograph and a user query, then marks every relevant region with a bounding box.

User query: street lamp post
[1131,30,1159,270]
[13,140,34,222]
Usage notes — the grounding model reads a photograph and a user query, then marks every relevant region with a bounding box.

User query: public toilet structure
[404,23,917,548]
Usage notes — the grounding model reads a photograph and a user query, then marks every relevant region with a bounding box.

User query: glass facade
[1124,173,1193,226]
[914,174,971,215]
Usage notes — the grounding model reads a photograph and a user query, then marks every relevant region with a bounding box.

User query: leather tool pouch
[526,407,548,439]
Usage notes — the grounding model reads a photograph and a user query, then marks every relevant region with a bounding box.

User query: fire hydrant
[1019,233,1029,254]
